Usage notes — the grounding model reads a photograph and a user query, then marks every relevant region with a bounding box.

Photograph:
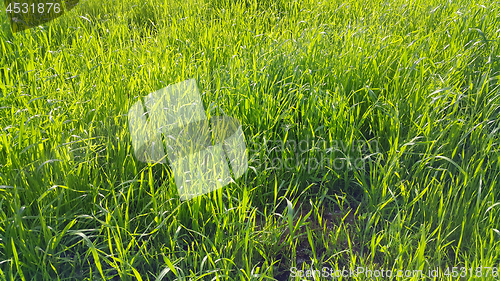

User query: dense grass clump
[1,0,500,279]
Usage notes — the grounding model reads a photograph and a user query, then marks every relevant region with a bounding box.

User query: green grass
[1,0,500,279]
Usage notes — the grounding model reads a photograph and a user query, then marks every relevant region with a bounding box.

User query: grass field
[1,0,500,279]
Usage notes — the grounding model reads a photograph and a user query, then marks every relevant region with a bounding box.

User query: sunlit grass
[1,0,500,279]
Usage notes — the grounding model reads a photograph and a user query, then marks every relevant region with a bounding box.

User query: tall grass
[1,0,499,279]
